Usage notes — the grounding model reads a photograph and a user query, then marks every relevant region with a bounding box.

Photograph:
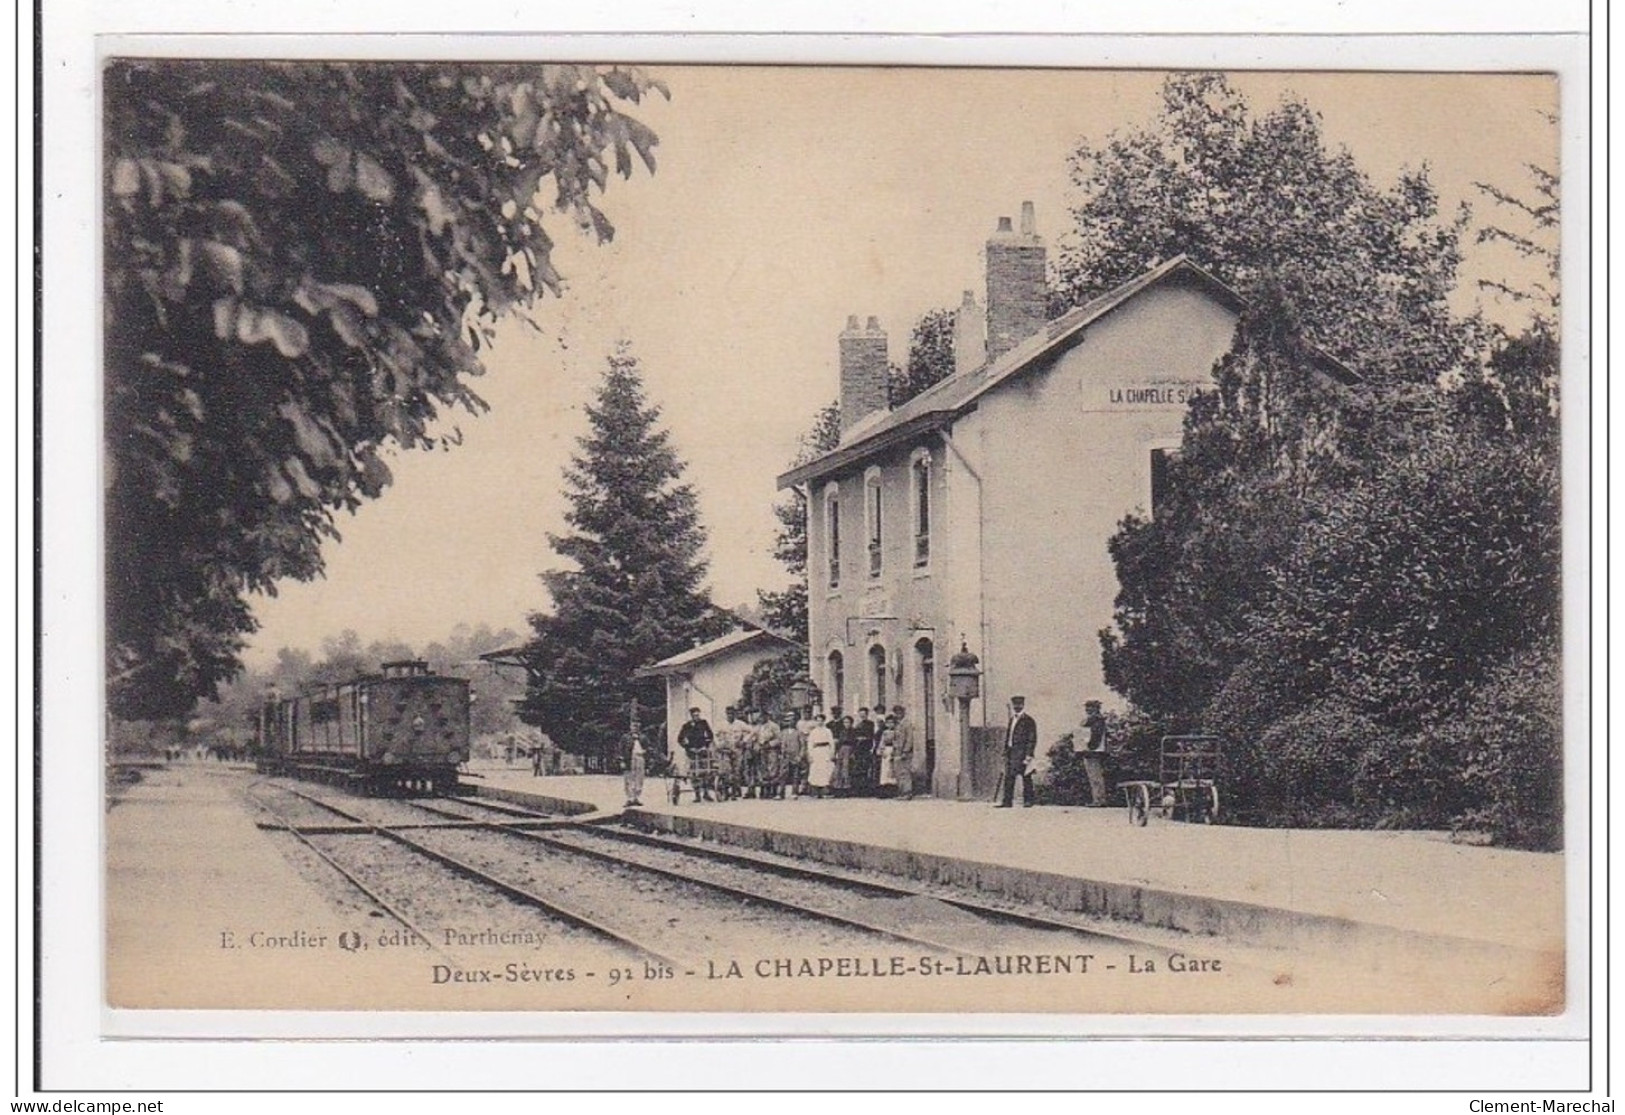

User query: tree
[756,401,841,644]
[104,60,666,719]
[516,348,728,767]
[1100,289,1345,725]
[1473,134,1560,314]
[887,307,956,406]
[1055,72,1474,388]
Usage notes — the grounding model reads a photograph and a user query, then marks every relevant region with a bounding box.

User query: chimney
[954,289,985,376]
[985,200,1047,361]
[839,314,889,432]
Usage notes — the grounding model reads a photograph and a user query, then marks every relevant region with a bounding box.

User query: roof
[777,255,1358,490]
[634,627,799,678]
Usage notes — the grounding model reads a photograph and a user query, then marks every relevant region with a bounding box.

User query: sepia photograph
[97,58,1573,1021]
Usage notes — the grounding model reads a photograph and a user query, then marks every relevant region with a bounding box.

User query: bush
[1228,701,1386,827]
[1453,643,1562,850]
[1352,724,1469,830]
[1039,735,1089,805]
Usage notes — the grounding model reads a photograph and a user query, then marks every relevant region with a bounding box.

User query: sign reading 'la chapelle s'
[1102,381,1207,407]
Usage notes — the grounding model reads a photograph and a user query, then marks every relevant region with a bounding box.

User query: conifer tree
[517,347,727,767]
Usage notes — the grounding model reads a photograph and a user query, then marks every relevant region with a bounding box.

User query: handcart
[667,749,717,805]
[1119,735,1222,826]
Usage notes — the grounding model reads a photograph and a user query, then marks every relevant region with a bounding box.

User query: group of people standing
[676,703,923,803]
[803,705,919,799]
[676,705,798,801]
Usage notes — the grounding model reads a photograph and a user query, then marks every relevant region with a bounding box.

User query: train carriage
[256,660,470,795]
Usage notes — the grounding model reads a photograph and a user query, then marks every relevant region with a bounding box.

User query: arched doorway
[915,638,936,792]
[826,650,845,713]
[867,644,887,713]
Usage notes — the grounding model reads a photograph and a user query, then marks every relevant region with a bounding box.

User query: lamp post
[788,675,821,719]
[945,639,982,800]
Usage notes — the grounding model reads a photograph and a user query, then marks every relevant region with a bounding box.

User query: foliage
[1100,289,1344,725]
[1228,701,1386,826]
[1088,80,1561,845]
[1255,430,1560,734]
[736,648,808,719]
[887,307,956,406]
[517,348,729,766]
[104,59,666,719]
[1472,136,1560,313]
[1453,641,1563,850]
[757,402,841,643]
[1054,72,1475,387]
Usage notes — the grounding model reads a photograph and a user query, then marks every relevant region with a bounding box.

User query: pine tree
[516,347,727,768]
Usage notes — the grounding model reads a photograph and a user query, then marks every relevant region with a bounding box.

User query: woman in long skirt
[805,715,836,798]
[830,714,854,795]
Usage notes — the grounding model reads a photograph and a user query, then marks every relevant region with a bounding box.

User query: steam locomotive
[255,659,471,795]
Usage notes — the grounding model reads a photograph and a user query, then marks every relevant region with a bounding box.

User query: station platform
[467,764,1568,988]
[106,761,366,1009]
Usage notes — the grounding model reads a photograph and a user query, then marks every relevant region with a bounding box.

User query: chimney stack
[985,201,1047,361]
[953,289,985,376]
[839,314,889,432]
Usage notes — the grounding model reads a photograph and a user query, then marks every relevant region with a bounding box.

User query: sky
[243,67,1559,667]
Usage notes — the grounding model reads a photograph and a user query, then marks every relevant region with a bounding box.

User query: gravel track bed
[406,825,919,966]
[403,797,553,824]
[613,824,1175,943]
[304,829,629,963]
[543,826,1099,955]
[247,780,365,827]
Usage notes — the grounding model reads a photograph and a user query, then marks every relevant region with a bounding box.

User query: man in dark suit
[676,707,715,801]
[997,695,1037,808]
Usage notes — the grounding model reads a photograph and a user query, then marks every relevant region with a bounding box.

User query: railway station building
[777,203,1354,800]
[638,626,799,758]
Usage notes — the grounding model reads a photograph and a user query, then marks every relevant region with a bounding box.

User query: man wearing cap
[676,707,715,802]
[996,695,1037,808]
[1080,700,1109,806]
[715,706,744,800]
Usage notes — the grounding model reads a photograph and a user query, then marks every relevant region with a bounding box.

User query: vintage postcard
[98,58,1577,1023]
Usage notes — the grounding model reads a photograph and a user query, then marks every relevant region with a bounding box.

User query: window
[910,450,932,567]
[827,650,845,711]
[1150,445,1179,517]
[868,644,887,711]
[824,484,841,588]
[865,467,883,577]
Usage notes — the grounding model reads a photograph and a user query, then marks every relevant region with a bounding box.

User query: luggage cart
[1119,735,1222,826]
[667,749,717,805]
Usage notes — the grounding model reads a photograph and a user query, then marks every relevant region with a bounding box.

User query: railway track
[254,779,1180,969]
[252,780,678,966]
